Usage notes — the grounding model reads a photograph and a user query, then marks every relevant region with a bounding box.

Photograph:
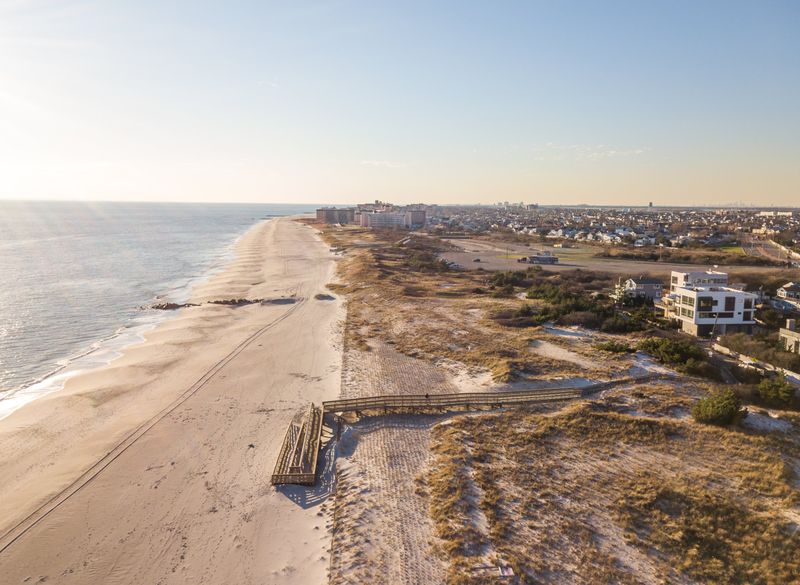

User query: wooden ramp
[271,403,324,486]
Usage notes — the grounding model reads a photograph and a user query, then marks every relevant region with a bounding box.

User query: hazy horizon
[1,1,798,206]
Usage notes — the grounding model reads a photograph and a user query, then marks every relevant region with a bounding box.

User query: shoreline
[0,217,343,585]
[0,219,266,422]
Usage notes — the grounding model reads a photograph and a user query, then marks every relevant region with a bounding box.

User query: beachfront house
[614,276,663,301]
[659,270,757,337]
[669,270,728,294]
[777,282,800,301]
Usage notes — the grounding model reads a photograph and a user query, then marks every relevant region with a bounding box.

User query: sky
[0,1,798,206]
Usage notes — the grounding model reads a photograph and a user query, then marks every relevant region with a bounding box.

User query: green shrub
[757,374,797,408]
[683,358,724,382]
[594,341,634,353]
[637,337,704,365]
[731,364,764,385]
[600,315,644,333]
[692,389,746,426]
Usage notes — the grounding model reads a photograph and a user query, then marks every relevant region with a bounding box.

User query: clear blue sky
[1,0,798,205]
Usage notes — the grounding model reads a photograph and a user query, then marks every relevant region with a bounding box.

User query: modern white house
[659,271,758,337]
[669,270,728,294]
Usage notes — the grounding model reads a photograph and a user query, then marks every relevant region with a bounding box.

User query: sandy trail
[0,218,342,585]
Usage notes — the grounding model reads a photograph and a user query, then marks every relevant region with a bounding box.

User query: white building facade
[661,271,757,337]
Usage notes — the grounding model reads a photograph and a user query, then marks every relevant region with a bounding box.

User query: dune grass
[427,395,800,584]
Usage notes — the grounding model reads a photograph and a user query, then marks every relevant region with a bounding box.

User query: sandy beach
[0,217,343,584]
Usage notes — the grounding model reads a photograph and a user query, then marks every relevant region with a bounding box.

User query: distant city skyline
[1,1,798,206]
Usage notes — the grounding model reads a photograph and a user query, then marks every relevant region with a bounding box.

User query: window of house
[744,298,753,309]
[744,311,752,321]
[724,296,736,311]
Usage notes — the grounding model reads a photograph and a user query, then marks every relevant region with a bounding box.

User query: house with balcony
[659,271,757,337]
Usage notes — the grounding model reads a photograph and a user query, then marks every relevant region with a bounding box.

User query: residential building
[316,207,355,224]
[780,319,800,354]
[669,270,728,294]
[777,282,800,301]
[660,271,757,337]
[359,209,427,229]
[360,211,406,228]
[613,276,663,301]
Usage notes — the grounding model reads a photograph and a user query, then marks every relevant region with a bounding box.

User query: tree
[757,374,797,408]
[692,389,746,426]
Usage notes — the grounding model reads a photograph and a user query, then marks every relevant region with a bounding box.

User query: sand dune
[0,217,342,585]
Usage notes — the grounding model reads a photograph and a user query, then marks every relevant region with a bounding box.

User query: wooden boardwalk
[271,375,660,486]
[322,375,657,415]
[271,403,324,486]
[322,387,581,414]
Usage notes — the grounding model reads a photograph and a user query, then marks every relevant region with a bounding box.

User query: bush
[558,311,602,328]
[692,389,746,426]
[491,304,543,328]
[637,337,704,365]
[683,358,724,382]
[490,270,529,288]
[757,374,797,408]
[600,315,644,333]
[731,364,764,385]
[595,341,634,353]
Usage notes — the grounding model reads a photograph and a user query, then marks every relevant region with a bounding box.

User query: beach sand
[0,217,343,585]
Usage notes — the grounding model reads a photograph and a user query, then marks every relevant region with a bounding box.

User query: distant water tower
[649,202,653,208]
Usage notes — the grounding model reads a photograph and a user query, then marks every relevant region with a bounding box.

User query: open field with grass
[441,238,791,275]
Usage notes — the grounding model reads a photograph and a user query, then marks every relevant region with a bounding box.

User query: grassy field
[720,245,747,255]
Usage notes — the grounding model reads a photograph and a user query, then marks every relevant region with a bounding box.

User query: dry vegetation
[596,246,783,267]
[303,220,800,585]
[313,223,635,384]
[425,384,800,585]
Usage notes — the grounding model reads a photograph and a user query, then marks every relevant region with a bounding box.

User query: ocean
[0,201,317,418]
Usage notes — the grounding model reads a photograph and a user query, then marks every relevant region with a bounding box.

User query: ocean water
[0,201,317,418]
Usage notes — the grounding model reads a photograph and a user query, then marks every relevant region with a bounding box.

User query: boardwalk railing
[322,375,656,415]
[322,388,580,414]
[271,403,325,486]
[273,374,661,486]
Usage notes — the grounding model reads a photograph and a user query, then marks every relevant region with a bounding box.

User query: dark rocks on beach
[150,302,199,310]
[208,298,263,306]
[149,297,297,310]
[261,297,297,305]
[314,293,336,301]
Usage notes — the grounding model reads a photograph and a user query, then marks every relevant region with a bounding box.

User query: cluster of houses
[428,205,799,252]
[615,270,799,352]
